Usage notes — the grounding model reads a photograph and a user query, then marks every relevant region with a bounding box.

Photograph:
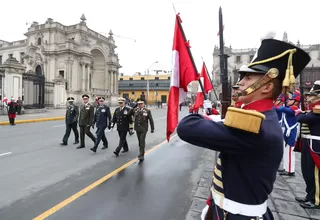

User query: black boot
[101,143,108,150]
[90,146,97,153]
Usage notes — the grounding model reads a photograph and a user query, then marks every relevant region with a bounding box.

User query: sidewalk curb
[0,108,158,125]
[0,116,65,125]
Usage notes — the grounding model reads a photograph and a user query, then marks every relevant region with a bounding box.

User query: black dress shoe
[300,201,320,209]
[113,151,119,157]
[121,149,129,153]
[278,169,285,172]
[73,141,79,145]
[90,147,97,153]
[138,155,144,162]
[101,145,108,150]
[279,171,295,176]
[295,197,309,203]
[76,146,85,149]
[60,142,67,146]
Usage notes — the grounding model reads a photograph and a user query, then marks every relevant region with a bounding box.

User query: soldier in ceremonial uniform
[60,97,79,146]
[77,94,96,149]
[178,37,310,219]
[90,97,111,153]
[276,89,301,176]
[295,81,320,209]
[7,97,18,126]
[112,97,133,156]
[132,99,155,161]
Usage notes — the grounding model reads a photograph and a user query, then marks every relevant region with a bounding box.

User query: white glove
[206,114,223,122]
[201,205,209,220]
[203,100,212,109]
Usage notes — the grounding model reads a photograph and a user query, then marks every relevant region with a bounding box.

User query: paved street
[1,107,318,220]
[185,152,320,220]
[0,108,207,220]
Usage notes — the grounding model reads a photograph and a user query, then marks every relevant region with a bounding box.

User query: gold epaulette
[224,107,266,134]
[313,105,320,114]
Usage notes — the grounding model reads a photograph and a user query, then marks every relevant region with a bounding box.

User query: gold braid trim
[233,68,279,98]
[248,49,297,68]
[224,107,266,133]
[248,48,297,94]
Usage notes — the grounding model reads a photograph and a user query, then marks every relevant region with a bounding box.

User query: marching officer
[7,97,18,126]
[112,97,133,156]
[295,80,320,209]
[60,97,79,146]
[90,97,111,153]
[132,99,155,161]
[77,94,96,149]
[178,37,310,219]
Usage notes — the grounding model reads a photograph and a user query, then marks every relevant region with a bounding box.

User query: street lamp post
[146,61,158,107]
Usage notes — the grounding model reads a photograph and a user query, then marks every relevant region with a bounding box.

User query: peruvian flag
[194,75,204,111]
[194,63,213,111]
[166,14,198,141]
[201,62,213,93]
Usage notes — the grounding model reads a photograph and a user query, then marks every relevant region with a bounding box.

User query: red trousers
[8,113,16,119]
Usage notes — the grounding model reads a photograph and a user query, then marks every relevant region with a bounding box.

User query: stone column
[114,71,118,94]
[86,64,90,91]
[104,68,109,92]
[110,70,114,94]
[82,63,85,91]
[69,60,73,90]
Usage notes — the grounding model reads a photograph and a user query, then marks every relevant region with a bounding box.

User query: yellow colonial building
[118,73,170,105]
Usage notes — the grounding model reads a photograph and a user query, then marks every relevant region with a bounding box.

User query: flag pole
[176,15,207,100]
[201,57,219,101]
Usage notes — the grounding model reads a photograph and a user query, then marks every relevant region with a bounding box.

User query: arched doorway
[35,65,42,75]
[22,65,45,108]
[90,49,106,89]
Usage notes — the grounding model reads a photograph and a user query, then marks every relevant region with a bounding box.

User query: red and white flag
[194,75,204,111]
[201,63,213,94]
[166,14,198,141]
[194,63,213,110]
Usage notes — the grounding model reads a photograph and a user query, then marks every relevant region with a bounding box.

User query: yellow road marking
[33,134,177,220]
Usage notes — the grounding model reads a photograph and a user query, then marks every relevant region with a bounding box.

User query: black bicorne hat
[67,97,75,101]
[243,39,311,81]
[82,94,89,98]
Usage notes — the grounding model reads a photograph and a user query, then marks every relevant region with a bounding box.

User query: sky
[1,0,320,76]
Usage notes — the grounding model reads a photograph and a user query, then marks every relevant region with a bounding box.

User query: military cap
[137,99,145,104]
[239,38,310,81]
[118,97,125,103]
[67,97,75,101]
[306,80,320,96]
[99,97,105,100]
[82,94,89,98]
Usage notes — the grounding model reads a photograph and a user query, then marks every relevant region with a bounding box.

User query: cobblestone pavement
[185,151,320,220]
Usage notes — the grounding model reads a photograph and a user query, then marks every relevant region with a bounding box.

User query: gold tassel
[289,65,295,92]
[224,107,266,134]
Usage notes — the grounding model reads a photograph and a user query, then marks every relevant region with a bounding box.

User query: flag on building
[166,13,198,142]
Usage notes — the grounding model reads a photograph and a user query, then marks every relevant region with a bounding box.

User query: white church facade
[0,14,121,108]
